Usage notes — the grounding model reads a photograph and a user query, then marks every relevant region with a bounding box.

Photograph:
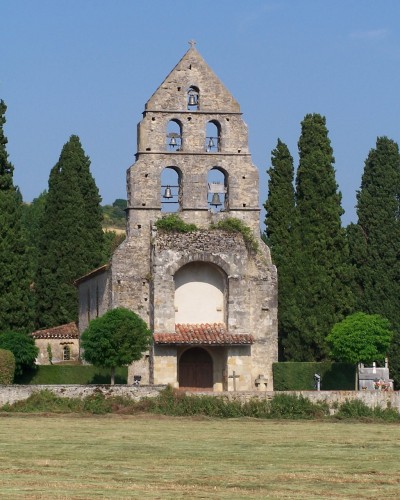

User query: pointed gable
[145,46,240,113]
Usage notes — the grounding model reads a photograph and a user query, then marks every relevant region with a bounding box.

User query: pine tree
[285,113,353,361]
[35,136,104,328]
[264,139,297,358]
[350,137,400,384]
[0,100,33,331]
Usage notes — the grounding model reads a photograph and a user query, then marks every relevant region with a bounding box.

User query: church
[75,43,278,391]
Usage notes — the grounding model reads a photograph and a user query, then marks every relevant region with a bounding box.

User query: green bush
[155,214,197,233]
[0,349,16,384]
[148,387,327,419]
[335,399,400,421]
[210,217,258,252]
[273,362,355,391]
[268,393,329,419]
[14,365,128,385]
[0,331,38,376]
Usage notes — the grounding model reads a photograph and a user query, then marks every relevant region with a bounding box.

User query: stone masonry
[76,43,278,390]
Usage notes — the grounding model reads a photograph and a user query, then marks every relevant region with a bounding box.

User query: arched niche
[174,262,227,325]
[187,86,199,110]
[161,166,182,212]
[206,120,221,152]
[207,167,228,212]
[166,119,182,151]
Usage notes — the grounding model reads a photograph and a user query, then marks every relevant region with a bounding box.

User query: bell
[188,94,197,106]
[211,193,222,207]
[169,137,177,148]
[163,186,173,199]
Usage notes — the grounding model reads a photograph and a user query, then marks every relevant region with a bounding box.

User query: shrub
[210,217,258,252]
[0,331,38,376]
[336,399,400,421]
[0,349,16,384]
[155,214,197,233]
[268,393,328,419]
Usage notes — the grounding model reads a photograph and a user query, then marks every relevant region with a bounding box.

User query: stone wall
[0,385,165,406]
[1,386,400,413]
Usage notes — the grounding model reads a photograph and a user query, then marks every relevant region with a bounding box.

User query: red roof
[154,323,254,345]
[31,322,79,340]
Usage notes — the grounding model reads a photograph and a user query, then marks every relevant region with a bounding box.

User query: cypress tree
[0,100,33,331]
[286,113,353,361]
[264,139,297,358]
[35,136,104,328]
[350,137,400,383]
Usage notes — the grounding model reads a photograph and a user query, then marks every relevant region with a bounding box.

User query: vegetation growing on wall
[155,214,198,233]
[211,217,258,252]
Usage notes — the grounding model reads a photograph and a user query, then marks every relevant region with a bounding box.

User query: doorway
[179,347,213,389]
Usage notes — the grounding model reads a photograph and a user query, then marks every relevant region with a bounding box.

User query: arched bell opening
[187,86,199,110]
[161,166,182,212]
[166,119,182,151]
[206,120,221,152]
[207,167,228,212]
[178,347,213,389]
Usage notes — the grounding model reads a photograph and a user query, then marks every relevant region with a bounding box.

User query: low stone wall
[1,386,399,413]
[192,390,400,413]
[0,385,165,406]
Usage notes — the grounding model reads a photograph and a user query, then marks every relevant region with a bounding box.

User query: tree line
[264,113,400,384]
[1,100,399,384]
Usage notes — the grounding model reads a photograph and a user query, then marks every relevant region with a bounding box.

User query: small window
[166,120,182,151]
[63,345,71,361]
[206,121,221,152]
[187,86,199,111]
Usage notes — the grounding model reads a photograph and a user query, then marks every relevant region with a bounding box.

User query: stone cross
[188,39,197,48]
[229,370,240,391]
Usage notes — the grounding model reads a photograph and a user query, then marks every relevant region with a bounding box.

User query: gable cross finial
[188,39,197,48]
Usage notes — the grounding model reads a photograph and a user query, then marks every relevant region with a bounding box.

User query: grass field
[0,415,399,499]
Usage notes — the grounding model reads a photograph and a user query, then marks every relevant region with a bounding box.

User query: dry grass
[0,414,399,499]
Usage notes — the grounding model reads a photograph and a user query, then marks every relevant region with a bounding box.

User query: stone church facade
[76,44,278,391]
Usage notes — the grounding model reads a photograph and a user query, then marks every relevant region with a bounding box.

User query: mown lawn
[0,415,399,499]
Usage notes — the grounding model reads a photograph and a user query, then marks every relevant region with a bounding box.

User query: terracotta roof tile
[154,323,254,345]
[31,322,79,340]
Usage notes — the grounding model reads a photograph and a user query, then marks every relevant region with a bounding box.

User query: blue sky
[2,0,400,227]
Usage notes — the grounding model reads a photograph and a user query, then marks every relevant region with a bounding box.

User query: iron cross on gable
[188,39,197,48]
[229,370,240,391]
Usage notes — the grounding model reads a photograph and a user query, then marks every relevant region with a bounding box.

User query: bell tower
[126,41,261,233]
[81,43,278,390]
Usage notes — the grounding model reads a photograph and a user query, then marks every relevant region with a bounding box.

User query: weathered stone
[76,44,278,391]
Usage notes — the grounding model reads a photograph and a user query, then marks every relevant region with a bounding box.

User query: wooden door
[179,348,213,389]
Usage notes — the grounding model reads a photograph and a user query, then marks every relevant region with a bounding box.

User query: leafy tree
[349,137,400,385]
[327,312,393,365]
[285,114,354,361]
[264,139,297,358]
[0,349,15,384]
[35,136,105,328]
[0,100,33,332]
[0,331,38,376]
[81,307,152,384]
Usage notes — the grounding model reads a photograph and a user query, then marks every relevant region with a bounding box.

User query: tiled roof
[31,322,79,340]
[154,323,254,345]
